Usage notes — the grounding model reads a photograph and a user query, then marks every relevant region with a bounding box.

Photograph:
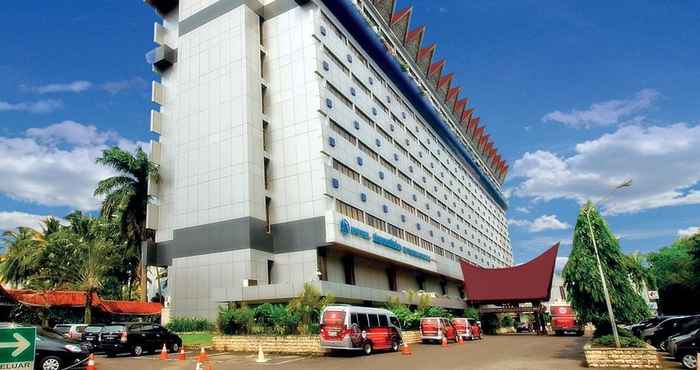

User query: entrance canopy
[460,243,559,304]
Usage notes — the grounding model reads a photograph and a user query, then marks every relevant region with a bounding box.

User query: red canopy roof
[2,288,162,315]
[460,243,559,304]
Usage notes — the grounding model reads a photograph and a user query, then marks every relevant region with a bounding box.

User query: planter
[583,342,661,368]
[212,331,422,355]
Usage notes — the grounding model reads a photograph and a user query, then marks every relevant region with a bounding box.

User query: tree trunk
[84,291,93,324]
[139,260,147,302]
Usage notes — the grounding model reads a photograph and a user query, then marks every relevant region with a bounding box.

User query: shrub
[500,315,514,328]
[217,305,254,335]
[480,313,499,334]
[592,334,645,348]
[166,317,214,332]
[463,307,479,319]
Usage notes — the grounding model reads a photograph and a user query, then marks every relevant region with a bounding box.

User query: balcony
[147,45,177,73]
[144,0,178,16]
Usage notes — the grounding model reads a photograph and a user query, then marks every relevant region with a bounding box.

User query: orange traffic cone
[86,354,96,370]
[205,364,214,370]
[458,335,464,344]
[441,336,448,348]
[195,360,203,370]
[178,345,186,361]
[160,344,168,360]
[198,347,208,362]
[401,342,412,355]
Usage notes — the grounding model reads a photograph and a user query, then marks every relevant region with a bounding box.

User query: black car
[631,316,670,338]
[99,322,182,357]
[643,315,700,350]
[35,327,91,370]
[673,329,700,369]
[80,324,104,352]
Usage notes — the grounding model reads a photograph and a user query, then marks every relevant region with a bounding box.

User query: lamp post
[585,179,632,349]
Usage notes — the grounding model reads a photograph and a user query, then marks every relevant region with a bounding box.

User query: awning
[2,288,162,316]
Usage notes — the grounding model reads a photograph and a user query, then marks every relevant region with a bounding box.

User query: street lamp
[585,179,632,348]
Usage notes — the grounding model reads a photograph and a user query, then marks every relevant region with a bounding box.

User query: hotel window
[401,200,416,215]
[358,141,379,161]
[327,82,352,109]
[380,156,396,174]
[349,42,367,65]
[323,47,349,74]
[366,213,386,231]
[413,182,425,195]
[395,142,409,157]
[356,107,375,128]
[429,218,440,228]
[352,75,371,96]
[336,200,364,223]
[333,159,360,182]
[376,124,392,142]
[384,190,401,206]
[387,223,404,239]
[373,96,389,113]
[362,177,382,195]
[417,211,429,223]
[406,231,419,246]
[342,256,355,285]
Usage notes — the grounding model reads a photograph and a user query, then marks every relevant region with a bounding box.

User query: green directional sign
[0,327,35,370]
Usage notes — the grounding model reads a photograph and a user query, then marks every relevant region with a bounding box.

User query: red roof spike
[462,108,475,123]
[454,98,468,115]
[428,59,446,76]
[391,5,412,25]
[446,87,461,101]
[417,43,436,59]
[473,126,484,141]
[437,73,454,89]
[405,26,426,42]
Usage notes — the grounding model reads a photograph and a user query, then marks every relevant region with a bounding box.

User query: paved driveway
[93,334,680,370]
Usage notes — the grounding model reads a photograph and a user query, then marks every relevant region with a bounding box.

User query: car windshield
[85,326,103,333]
[38,327,69,340]
[53,325,70,333]
[104,325,126,332]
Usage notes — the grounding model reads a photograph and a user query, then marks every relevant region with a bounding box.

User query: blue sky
[1,1,699,266]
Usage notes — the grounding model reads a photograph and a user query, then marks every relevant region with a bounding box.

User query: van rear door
[421,318,439,336]
[321,310,347,340]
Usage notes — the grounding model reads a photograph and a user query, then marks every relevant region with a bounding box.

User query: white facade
[145,0,512,319]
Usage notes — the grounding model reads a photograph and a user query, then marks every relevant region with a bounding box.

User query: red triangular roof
[460,243,559,304]
[437,73,454,89]
[391,5,412,24]
[428,59,445,76]
[3,288,162,315]
[405,26,425,42]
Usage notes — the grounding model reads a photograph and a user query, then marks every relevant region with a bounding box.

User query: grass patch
[180,332,214,348]
[591,334,646,348]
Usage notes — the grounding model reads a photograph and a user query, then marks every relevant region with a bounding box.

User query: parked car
[80,324,104,352]
[420,317,457,343]
[53,323,88,340]
[99,322,182,357]
[35,327,91,370]
[451,318,472,340]
[549,305,583,336]
[643,315,700,350]
[517,322,533,333]
[668,328,699,357]
[629,316,671,338]
[670,328,700,369]
[319,305,402,355]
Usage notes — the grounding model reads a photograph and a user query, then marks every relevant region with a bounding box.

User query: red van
[420,317,457,343]
[319,305,402,355]
[451,318,472,340]
[550,305,583,336]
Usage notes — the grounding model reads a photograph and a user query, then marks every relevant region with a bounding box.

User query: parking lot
[89,335,607,370]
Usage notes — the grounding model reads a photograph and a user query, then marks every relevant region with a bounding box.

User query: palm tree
[288,283,334,334]
[73,238,114,324]
[95,147,159,301]
[0,227,43,287]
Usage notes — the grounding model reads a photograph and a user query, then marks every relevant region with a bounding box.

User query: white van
[319,305,402,355]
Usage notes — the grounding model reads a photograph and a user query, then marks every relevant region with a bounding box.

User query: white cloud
[100,78,148,94]
[509,215,570,232]
[0,99,63,114]
[542,89,659,128]
[0,211,64,233]
[515,207,530,214]
[678,226,700,238]
[0,121,145,211]
[26,81,93,94]
[510,123,700,215]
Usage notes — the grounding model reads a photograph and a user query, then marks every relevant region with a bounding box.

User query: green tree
[0,227,43,286]
[94,147,159,301]
[287,283,334,334]
[563,202,649,336]
[647,233,700,314]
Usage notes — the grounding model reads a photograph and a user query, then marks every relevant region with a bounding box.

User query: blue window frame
[357,157,363,166]
[383,205,389,213]
[332,178,339,189]
[361,193,367,202]
[325,98,333,108]
[329,137,336,147]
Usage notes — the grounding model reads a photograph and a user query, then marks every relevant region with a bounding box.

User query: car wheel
[171,342,180,353]
[681,353,697,369]
[362,342,373,355]
[132,344,144,356]
[39,356,62,370]
[391,339,399,352]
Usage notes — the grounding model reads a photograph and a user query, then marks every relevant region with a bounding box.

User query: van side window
[389,316,400,328]
[351,313,359,326]
[368,314,380,328]
[358,313,369,330]
[378,315,388,327]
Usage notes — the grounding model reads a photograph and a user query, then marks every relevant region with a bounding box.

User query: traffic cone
[86,354,96,370]
[198,347,208,362]
[255,344,269,363]
[401,342,412,355]
[441,336,448,348]
[178,345,186,361]
[458,335,464,344]
[204,364,214,370]
[195,360,203,370]
[160,344,168,360]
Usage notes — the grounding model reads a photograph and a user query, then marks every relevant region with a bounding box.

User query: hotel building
[144,0,512,319]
